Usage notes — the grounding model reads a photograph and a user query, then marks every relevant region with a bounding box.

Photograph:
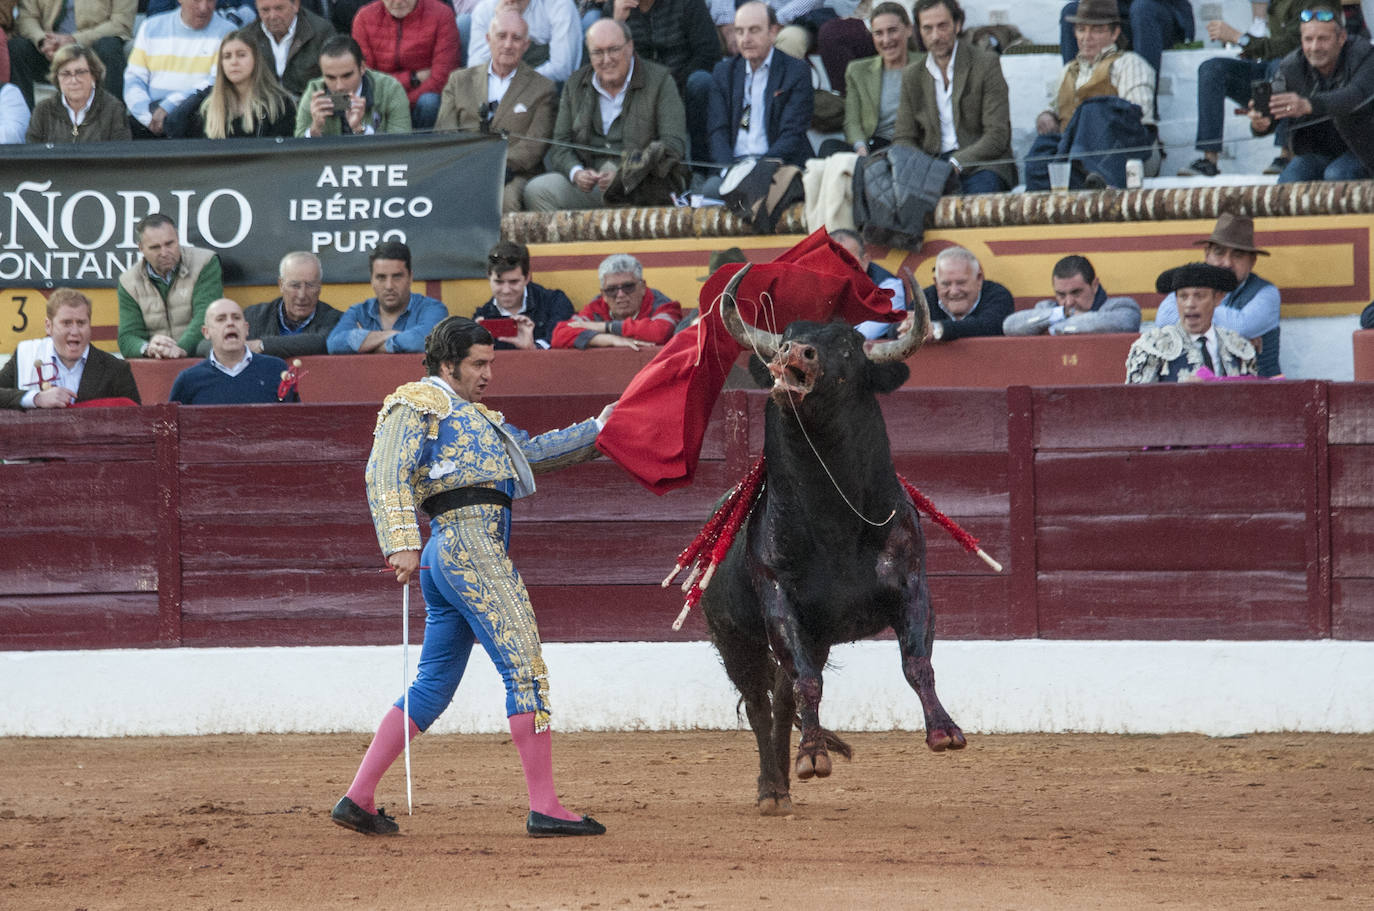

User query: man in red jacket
[351,0,459,129]
[551,253,683,349]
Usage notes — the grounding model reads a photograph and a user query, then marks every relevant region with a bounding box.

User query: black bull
[700,266,966,816]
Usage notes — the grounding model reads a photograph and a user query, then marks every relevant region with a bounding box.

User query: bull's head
[720,264,929,404]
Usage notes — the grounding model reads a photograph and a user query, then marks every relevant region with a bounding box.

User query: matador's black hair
[424,316,494,376]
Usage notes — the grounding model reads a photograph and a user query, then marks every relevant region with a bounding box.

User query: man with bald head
[196,252,342,359]
[523,16,687,211]
[170,299,301,404]
[436,9,555,213]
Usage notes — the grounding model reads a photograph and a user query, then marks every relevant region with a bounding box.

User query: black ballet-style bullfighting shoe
[331,796,400,835]
[525,810,606,837]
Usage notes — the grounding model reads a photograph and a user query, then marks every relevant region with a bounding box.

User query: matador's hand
[389,549,421,584]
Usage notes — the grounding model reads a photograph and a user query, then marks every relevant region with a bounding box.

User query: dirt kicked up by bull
[699,265,965,816]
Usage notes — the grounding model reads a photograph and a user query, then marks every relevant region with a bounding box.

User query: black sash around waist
[421,486,513,518]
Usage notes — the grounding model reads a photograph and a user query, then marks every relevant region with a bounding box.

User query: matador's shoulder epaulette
[375,381,453,436]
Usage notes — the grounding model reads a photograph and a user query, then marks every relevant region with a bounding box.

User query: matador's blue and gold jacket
[365,376,600,555]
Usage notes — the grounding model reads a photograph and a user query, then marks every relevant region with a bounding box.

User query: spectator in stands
[145,0,257,27]
[702,2,812,194]
[168,27,296,137]
[815,4,893,98]
[830,228,907,340]
[1153,213,1281,377]
[1247,3,1374,184]
[922,246,1012,342]
[196,252,342,358]
[352,0,458,130]
[0,73,28,141]
[1025,0,1154,190]
[551,252,682,348]
[170,298,301,404]
[893,0,1014,194]
[125,0,237,138]
[435,9,554,212]
[467,0,583,85]
[1058,0,1192,100]
[252,0,335,96]
[603,0,719,165]
[117,213,224,359]
[7,0,134,108]
[296,34,411,136]
[327,241,448,353]
[1361,300,1374,330]
[524,19,687,211]
[1126,262,1256,383]
[1179,0,1305,178]
[1,288,140,409]
[474,240,573,349]
[842,2,913,157]
[706,0,738,55]
[1002,254,1141,336]
[25,42,131,142]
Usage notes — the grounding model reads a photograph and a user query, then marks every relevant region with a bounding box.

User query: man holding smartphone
[473,240,574,350]
[1248,3,1374,183]
[295,34,411,136]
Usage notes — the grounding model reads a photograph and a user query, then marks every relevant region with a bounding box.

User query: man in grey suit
[892,0,1015,194]
[2,288,141,409]
[1002,255,1141,336]
[435,8,555,213]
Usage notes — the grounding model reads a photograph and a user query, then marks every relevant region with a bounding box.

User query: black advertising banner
[0,132,504,287]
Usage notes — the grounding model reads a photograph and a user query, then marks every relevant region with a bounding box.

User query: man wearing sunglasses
[1248,3,1374,183]
[1179,0,1307,178]
[550,252,683,349]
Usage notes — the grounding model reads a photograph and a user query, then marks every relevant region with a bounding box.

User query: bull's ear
[866,361,910,394]
[747,355,773,388]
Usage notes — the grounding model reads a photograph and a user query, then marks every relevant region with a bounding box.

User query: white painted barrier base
[3,639,1372,738]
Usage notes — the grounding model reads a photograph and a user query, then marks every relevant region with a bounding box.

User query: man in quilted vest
[117,213,224,359]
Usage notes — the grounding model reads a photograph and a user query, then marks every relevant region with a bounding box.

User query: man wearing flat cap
[1126,263,1257,384]
[1153,213,1281,377]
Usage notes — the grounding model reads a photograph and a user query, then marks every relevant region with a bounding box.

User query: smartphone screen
[479,317,519,338]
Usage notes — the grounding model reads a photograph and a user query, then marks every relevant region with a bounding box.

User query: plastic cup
[1048,160,1071,192]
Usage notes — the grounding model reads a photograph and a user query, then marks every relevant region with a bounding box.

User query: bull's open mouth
[767,360,816,399]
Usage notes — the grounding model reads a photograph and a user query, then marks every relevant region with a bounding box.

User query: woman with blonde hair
[25,44,132,143]
[170,27,295,139]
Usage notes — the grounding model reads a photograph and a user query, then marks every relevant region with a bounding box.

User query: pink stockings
[344,707,578,821]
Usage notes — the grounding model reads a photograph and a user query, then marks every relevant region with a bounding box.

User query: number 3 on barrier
[10,295,27,334]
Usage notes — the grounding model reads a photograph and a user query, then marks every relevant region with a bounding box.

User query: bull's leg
[894,567,966,752]
[713,630,791,814]
[760,584,842,780]
[767,666,795,811]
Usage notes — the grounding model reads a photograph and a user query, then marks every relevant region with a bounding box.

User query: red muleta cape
[595,228,904,494]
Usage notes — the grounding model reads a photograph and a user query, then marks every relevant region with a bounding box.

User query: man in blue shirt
[327,241,449,353]
[169,298,300,404]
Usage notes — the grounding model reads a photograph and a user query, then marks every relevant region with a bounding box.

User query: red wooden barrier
[1,382,1365,650]
[126,334,1139,404]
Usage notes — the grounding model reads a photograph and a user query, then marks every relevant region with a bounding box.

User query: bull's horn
[718,264,781,359]
[867,267,928,362]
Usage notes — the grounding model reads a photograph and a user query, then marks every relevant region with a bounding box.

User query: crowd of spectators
[5,0,1368,206]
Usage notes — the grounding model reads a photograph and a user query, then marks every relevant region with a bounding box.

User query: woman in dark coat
[169,27,296,139]
[25,43,132,143]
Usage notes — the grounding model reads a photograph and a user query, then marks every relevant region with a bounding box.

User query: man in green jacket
[523,18,687,211]
[295,34,411,137]
[117,213,223,360]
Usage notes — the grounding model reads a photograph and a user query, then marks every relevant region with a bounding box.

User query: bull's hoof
[926,725,967,752]
[795,743,832,780]
[757,795,794,816]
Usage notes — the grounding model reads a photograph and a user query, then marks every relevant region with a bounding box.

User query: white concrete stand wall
[3,640,1372,738]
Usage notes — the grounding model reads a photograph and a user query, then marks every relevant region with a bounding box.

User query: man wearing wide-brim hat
[1126,262,1257,383]
[1056,0,1193,94]
[1024,0,1157,190]
[1153,213,1282,377]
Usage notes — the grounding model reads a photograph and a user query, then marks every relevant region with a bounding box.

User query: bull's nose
[781,341,817,361]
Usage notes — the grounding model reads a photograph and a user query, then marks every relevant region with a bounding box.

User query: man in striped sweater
[124,0,236,137]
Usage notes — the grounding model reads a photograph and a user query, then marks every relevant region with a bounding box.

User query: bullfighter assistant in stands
[332,316,614,838]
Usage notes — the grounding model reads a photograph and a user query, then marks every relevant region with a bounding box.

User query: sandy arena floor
[1,731,1372,910]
